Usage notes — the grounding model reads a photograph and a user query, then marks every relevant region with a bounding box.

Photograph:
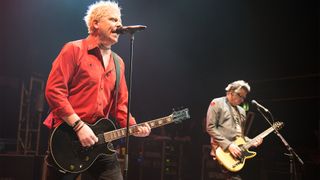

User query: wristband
[72,119,81,128]
[75,123,84,132]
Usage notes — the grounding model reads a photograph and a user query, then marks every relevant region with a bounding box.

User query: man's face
[95,8,122,46]
[229,88,247,106]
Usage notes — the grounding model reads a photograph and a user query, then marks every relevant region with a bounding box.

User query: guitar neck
[244,126,276,149]
[103,115,173,142]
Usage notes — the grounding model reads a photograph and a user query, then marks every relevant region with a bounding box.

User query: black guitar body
[50,119,117,173]
[49,108,191,174]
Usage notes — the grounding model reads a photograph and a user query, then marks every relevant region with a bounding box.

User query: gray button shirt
[206,97,249,155]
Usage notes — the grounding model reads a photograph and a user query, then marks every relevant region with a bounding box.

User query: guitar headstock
[273,121,284,130]
[172,108,190,123]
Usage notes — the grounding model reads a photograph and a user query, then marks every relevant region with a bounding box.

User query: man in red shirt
[43,1,150,179]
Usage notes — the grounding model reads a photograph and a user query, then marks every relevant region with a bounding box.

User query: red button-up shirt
[43,35,136,128]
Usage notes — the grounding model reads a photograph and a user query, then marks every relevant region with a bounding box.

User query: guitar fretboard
[244,126,276,149]
[103,115,173,142]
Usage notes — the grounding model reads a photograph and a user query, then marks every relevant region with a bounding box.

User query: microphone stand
[116,25,146,180]
[123,32,135,180]
[257,108,304,180]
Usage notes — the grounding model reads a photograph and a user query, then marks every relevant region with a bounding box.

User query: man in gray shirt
[206,80,263,180]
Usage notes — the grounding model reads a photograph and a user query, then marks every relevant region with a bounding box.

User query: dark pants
[219,165,242,180]
[210,160,242,180]
[42,151,123,180]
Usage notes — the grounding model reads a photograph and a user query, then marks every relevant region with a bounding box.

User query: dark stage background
[0,0,319,179]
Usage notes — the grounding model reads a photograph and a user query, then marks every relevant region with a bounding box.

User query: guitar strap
[226,99,244,136]
[107,52,120,124]
[112,52,121,94]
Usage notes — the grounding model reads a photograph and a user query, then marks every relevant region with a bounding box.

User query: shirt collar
[85,35,100,51]
[85,35,103,61]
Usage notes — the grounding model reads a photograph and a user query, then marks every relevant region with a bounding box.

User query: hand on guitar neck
[251,136,263,147]
[132,123,151,137]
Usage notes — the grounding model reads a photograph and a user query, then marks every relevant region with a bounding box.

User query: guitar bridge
[232,161,242,168]
[232,156,244,168]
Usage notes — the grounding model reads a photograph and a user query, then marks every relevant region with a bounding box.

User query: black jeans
[218,163,242,180]
[43,151,123,180]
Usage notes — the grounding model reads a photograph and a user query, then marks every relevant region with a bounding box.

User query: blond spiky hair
[84,1,121,34]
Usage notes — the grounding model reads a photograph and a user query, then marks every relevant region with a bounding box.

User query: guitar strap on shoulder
[226,100,244,136]
[112,51,121,95]
[109,51,120,123]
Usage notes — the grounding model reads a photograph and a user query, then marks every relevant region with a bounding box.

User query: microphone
[114,25,147,34]
[251,100,269,112]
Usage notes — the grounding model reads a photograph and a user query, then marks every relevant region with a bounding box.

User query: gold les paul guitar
[215,121,284,172]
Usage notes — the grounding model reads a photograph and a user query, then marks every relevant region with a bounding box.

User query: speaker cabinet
[0,154,44,180]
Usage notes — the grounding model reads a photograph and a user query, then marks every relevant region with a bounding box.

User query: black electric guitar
[215,121,284,172]
[50,108,190,173]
